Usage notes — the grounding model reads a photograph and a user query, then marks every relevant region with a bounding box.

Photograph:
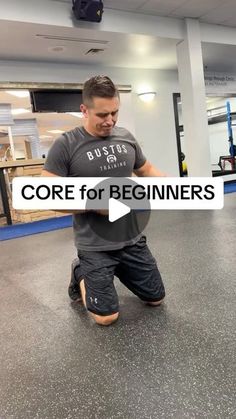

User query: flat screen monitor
[30,90,83,113]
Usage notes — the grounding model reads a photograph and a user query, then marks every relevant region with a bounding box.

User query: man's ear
[80,104,88,118]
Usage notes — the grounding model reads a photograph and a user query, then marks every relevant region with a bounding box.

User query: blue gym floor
[0,193,235,418]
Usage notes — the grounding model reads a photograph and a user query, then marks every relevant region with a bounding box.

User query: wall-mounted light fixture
[138,92,156,103]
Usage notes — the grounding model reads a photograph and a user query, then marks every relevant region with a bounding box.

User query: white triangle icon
[108,198,131,223]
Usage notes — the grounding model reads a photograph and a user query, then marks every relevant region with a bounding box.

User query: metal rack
[207,101,236,171]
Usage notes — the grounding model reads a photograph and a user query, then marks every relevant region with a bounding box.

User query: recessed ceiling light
[47,129,65,134]
[48,46,66,52]
[6,90,29,98]
[11,108,31,115]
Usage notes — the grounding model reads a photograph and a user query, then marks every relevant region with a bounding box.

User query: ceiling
[0,1,236,71]
[66,0,236,27]
[51,0,236,27]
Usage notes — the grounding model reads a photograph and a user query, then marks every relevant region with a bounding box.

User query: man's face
[80,96,120,137]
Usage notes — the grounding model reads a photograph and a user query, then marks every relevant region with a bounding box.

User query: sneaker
[68,258,82,301]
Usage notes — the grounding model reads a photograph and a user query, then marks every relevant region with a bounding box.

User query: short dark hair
[82,75,119,107]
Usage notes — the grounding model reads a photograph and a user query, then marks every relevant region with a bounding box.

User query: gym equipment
[208,100,236,171]
[226,101,236,167]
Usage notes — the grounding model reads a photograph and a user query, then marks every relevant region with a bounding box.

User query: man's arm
[41,169,108,215]
[41,169,83,214]
[134,160,166,177]
[41,169,60,178]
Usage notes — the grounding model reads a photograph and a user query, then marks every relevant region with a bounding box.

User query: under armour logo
[90,297,98,304]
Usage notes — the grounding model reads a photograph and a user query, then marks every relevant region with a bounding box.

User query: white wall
[118,92,136,136]
[0,60,180,175]
[209,123,229,166]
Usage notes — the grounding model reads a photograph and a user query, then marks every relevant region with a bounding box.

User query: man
[42,75,165,326]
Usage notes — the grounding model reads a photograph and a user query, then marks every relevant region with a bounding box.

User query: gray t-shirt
[44,126,146,251]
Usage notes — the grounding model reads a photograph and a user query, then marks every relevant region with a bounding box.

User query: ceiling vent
[85,48,105,54]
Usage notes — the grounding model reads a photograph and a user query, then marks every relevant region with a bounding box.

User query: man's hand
[95,209,109,216]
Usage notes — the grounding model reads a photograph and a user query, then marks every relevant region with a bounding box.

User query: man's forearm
[55,209,108,215]
[56,209,87,214]
[134,161,167,177]
[144,166,166,177]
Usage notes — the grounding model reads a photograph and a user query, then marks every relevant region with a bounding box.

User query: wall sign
[205,72,236,93]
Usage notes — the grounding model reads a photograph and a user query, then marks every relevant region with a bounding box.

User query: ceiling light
[11,108,31,115]
[6,90,29,98]
[138,92,156,103]
[66,112,83,118]
[47,129,65,134]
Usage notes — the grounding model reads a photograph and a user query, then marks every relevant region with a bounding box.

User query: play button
[109,198,131,222]
[85,177,151,243]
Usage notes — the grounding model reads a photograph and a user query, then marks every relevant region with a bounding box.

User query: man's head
[81,75,120,137]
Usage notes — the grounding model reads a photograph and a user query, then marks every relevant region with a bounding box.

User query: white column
[176,18,211,177]
[8,126,16,160]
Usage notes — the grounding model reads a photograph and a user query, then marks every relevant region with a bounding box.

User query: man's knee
[91,312,119,326]
[145,285,165,306]
[147,297,165,306]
